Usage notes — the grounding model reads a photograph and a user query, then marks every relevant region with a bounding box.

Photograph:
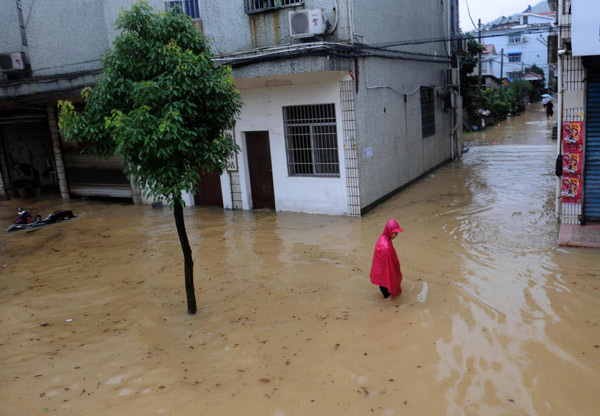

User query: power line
[464,0,478,31]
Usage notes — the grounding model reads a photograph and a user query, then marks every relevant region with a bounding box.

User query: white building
[472,2,555,87]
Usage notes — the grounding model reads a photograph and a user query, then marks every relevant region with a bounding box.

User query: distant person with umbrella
[546,101,554,119]
[542,94,554,119]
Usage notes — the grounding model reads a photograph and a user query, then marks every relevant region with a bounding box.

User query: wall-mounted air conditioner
[446,68,460,86]
[522,37,528,42]
[0,52,25,72]
[289,9,325,38]
[454,37,468,54]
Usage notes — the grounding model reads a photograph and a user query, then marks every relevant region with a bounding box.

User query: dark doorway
[194,169,223,207]
[246,131,275,209]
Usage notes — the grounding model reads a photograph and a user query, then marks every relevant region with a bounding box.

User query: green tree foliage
[459,34,485,124]
[58,1,242,314]
[507,79,533,104]
[482,87,516,120]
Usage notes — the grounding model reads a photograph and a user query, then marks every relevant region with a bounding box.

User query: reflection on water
[1,103,600,415]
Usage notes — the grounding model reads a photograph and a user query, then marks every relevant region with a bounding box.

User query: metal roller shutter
[63,153,133,199]
[584,69,600,222]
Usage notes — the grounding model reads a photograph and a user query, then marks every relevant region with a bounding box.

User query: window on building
[245,0,304,14]
[507,71,521,79]
[165,0,200,19]
[283,104,340,177]
[508,35,522,44]
[420,87,435,138]
[508,53,522,63]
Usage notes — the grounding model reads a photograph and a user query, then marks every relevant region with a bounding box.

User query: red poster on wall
[562,121,584,152]
[561,177,582,203]
[562,152,582,176]
[561,121,584,204]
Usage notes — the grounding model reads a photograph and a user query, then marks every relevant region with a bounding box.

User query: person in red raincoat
[370,219,403,298]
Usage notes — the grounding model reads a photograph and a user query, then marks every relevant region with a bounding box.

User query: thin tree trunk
[173,198,197,314]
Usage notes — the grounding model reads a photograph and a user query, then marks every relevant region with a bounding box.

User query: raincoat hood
[383,219,403,239]
[370,219,403,295]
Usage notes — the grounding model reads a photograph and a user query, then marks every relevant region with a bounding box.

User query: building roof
[521,71,544,81]
[483,1,553,30]
[483,44,497,54]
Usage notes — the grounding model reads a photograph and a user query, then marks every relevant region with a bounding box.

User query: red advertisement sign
[562,151,582,176]
[561,177,582,203]
[561,121,584,204]
[562,121,584,152]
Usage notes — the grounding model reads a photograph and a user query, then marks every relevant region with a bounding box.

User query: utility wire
[464,0,478,31]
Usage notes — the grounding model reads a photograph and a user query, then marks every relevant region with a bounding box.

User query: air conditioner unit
[522,37,528,42]
[289,9,325,38]
[0,52,25,72]
[446,68,460,86]
[454,37,468,54]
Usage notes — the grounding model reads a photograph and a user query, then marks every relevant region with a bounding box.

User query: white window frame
[508,35,522,44]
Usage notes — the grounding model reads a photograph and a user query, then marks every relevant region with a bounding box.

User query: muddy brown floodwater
[2,102,600,415]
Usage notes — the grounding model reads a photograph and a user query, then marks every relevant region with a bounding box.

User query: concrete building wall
[0,1,23,55]
[201,0,351,54]
[350,0,453,209]
[18,0,109,76]
[228,74,349,215]
[1,0,166,78]
[353,58,451,208]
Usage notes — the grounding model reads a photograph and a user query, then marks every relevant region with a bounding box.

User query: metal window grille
[283,104,340,177]
[508,35,521,44]
[420,87,435,138]
[244,0,304,14]
[165,0,200,19]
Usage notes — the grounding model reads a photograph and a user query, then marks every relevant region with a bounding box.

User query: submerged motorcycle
[7,208,77,232]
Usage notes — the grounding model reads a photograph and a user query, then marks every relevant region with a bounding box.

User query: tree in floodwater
[58,1,241,314]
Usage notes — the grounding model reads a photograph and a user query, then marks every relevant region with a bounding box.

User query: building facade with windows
[204,0,461,215]
[472,2,555,87]
[0,0,461,216]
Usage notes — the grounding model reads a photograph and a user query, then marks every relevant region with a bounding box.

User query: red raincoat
[370,219,403,295]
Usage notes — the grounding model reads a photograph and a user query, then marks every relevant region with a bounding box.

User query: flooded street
[1,102,600,415]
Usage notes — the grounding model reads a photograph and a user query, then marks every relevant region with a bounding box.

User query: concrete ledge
[558,223,600,248]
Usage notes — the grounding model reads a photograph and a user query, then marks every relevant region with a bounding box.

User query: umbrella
[542,95,553,105]
[541,94,552,98]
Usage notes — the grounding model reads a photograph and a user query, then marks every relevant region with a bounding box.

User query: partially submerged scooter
[7,208,77,232]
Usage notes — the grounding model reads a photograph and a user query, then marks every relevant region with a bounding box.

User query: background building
[472,2,555,87]
[1,0,462,216]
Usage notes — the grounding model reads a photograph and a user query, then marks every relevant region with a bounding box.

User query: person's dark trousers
[379,286,391,298]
